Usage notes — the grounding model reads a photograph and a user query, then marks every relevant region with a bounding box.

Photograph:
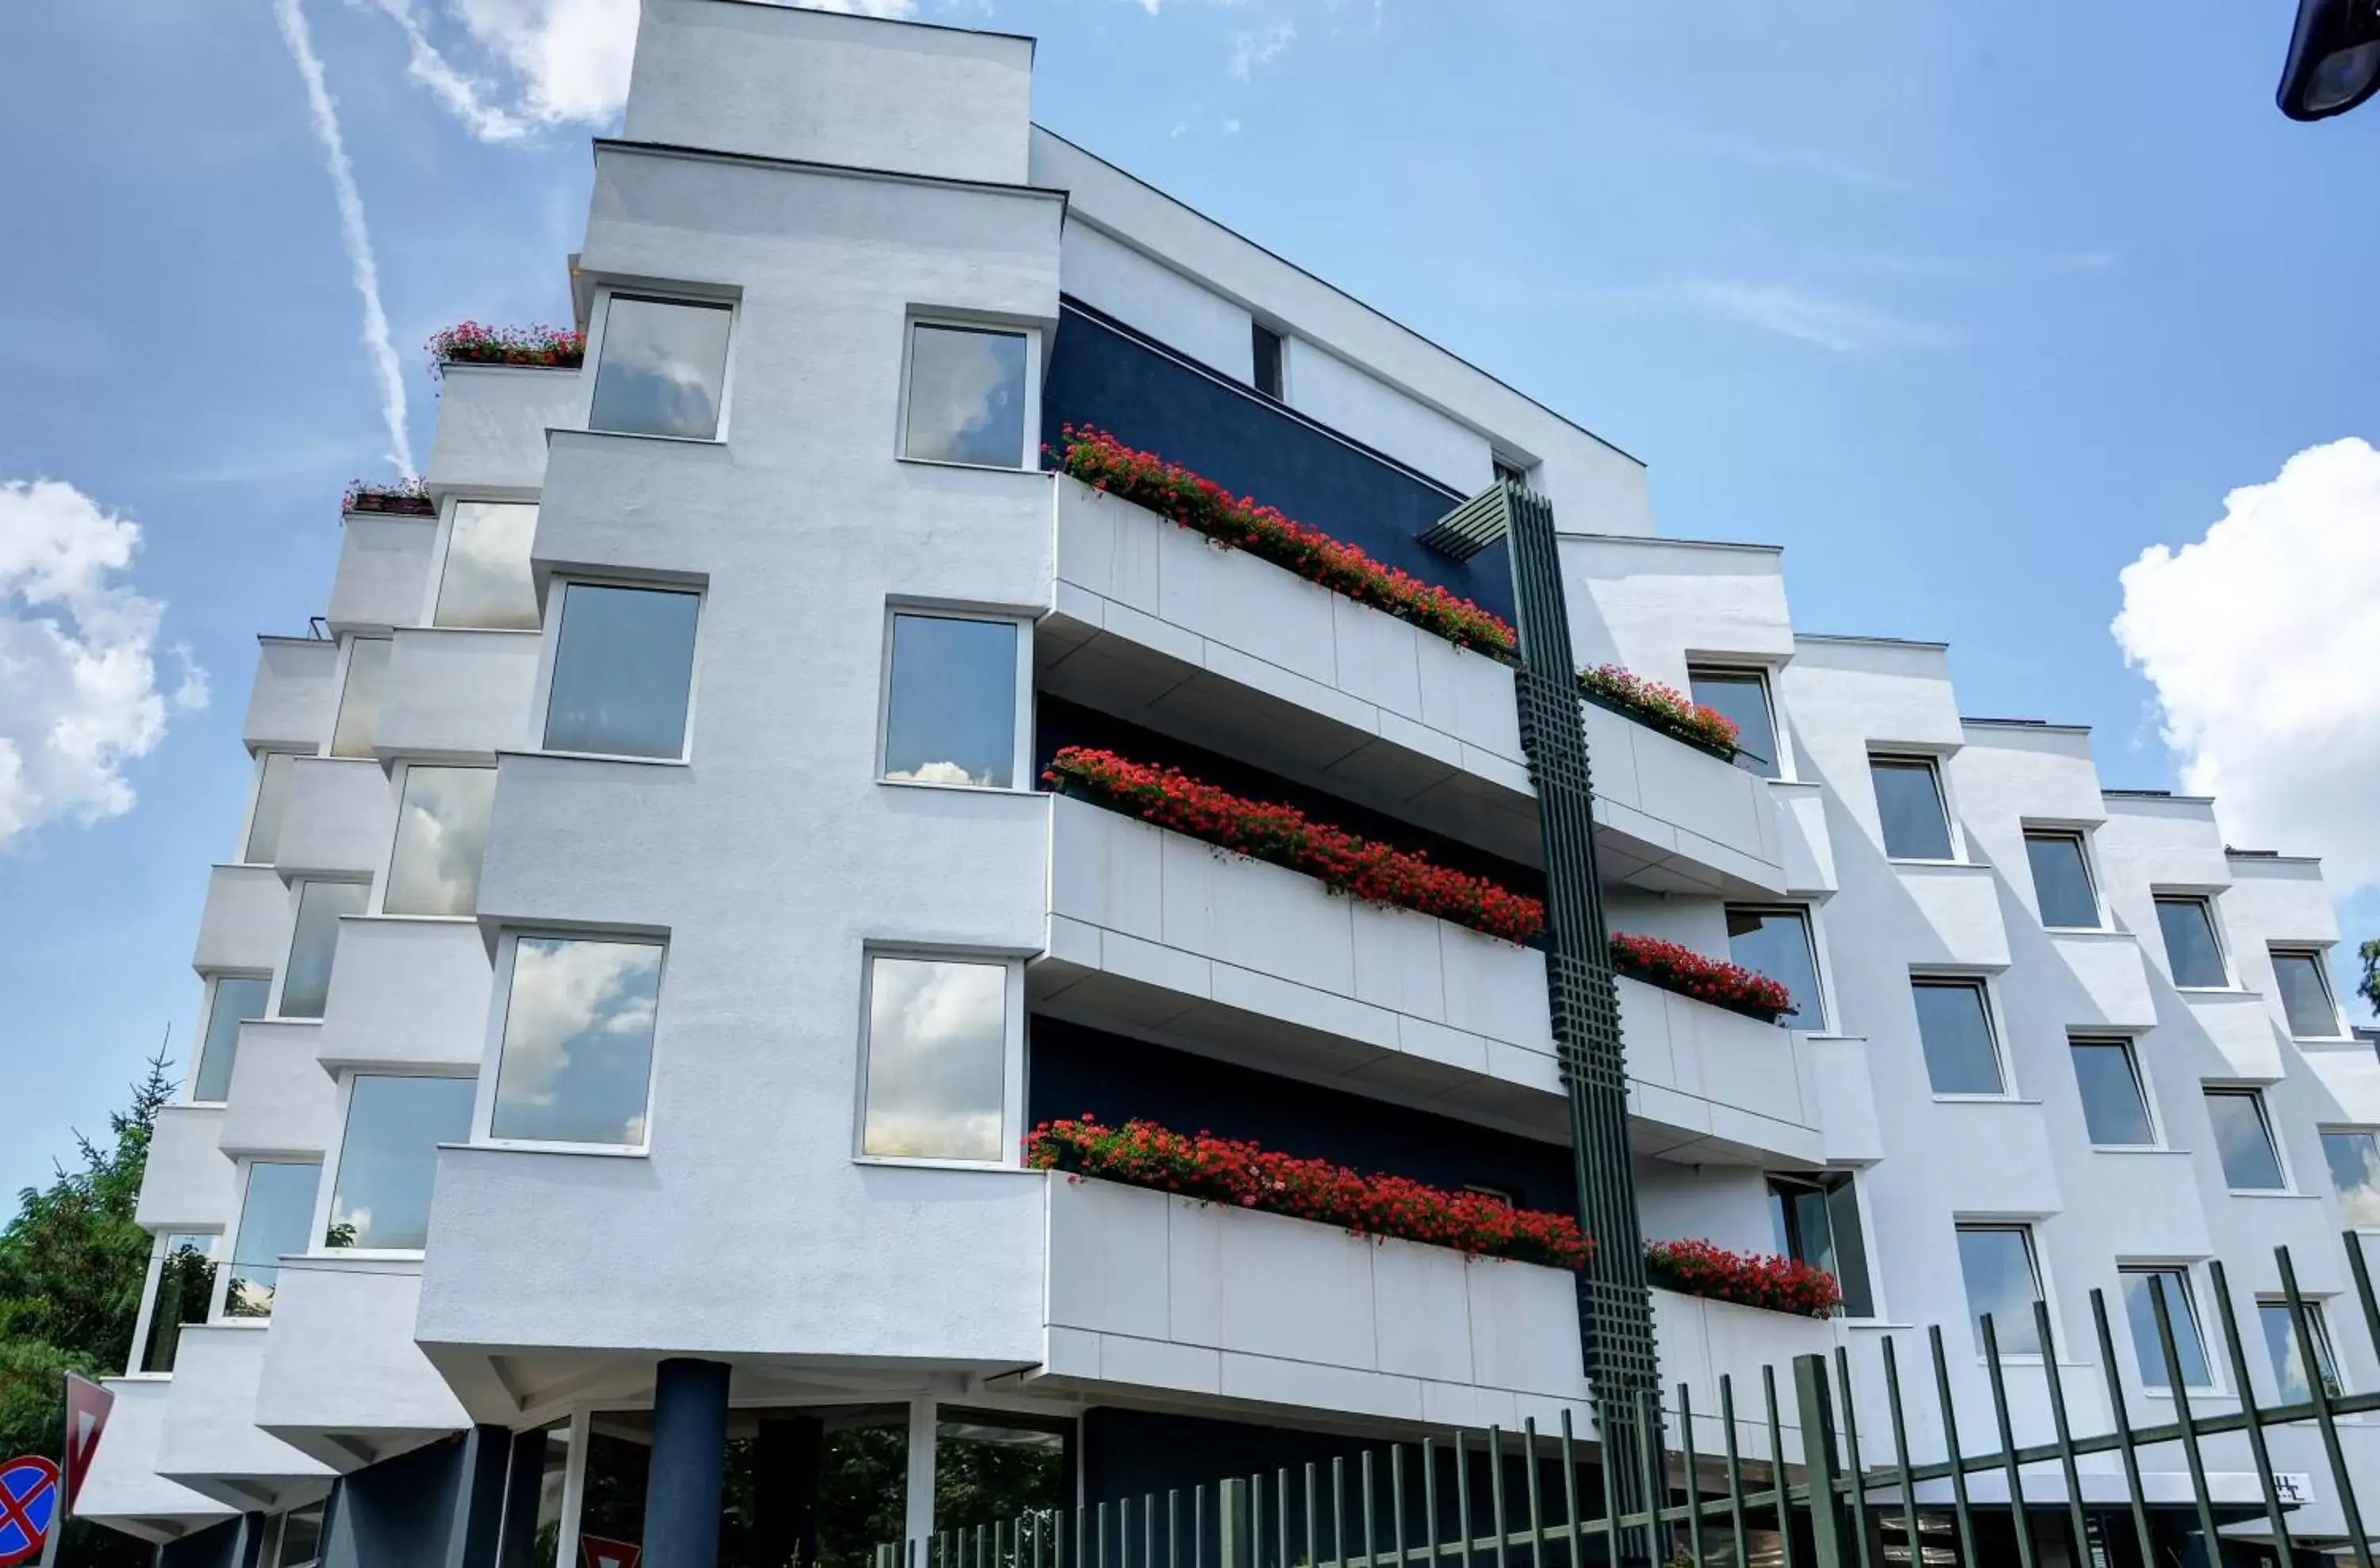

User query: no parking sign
[0,1457,59,1567]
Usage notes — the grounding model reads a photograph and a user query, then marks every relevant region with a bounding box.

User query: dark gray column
[643,1359,731,1568]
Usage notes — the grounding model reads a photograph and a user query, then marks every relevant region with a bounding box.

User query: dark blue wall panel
[1041,304,1513,628]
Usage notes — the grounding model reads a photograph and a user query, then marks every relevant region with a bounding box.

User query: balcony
[2081,1151,2211,1258]
[1927,1099,2061,1216]
[375,626,540,761]
[1618,975,1823,1166]
[327,509,436,635]
[316,917,493,1074]
[1035,794,1563,1135]
[1770,779,1836,896]
[1895,861,2010,968]
[255,1259,468,1470]
[1651,1287,1841,1462]
[424,362,584,494]
[156,1327,337,1510]
[244,636,339,753]
[71,1378,236,1544]
[2048,930,2156,1030]
[136,1106,236,1232]
[2184,989,2286,1080]
[272,756,395,881]
[192,864,293,974]
[1036,1173,1590,1431]
[1578,700,1785,897]
[220,1022,339,1159]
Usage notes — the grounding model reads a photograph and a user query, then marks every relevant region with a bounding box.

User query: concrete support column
[643,1358,731,1568]
[903,1397,938,1551]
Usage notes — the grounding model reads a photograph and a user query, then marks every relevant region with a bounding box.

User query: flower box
[1044,747,1544,943]
[1576,665,1738,760]
[1052,427,1518,659]
[1027,1116,1590,1270]
[341,477,434,517]
[1610,933,1791,1024]
[1643,1238,1840,1318]
[427,321,585,373]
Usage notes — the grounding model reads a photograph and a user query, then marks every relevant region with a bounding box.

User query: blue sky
[2,0,2376,1198]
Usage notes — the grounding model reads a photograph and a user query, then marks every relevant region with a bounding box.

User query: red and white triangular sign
[580,1535,640,1568]
[60,1376,112,1514]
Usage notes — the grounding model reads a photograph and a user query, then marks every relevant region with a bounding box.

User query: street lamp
[2278,0,2380,119]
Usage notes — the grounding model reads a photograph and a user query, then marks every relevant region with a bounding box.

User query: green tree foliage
[2359,936,2379,1020]
[0,1053,175,1567]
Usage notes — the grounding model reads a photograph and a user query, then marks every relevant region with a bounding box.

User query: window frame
[2256,1296,2346,1402]
[189,970,273,1105]
[1250,321,1287,399]
[237,748,305,867]
[1687,664,1791,782]
[212,1157,323,1324]
[328,633,395,760]
[584,285,740,445]
[2117,1262,2221,1396]
[874,604,1036,794]
[474,928,670,1157]
[2320,1126,2380,1230]
[2021,827,2104,931]
[2068,1033,2160,1150]
[531,575,708,767]
[895,314,1043,472]
[313,1069,479,1259]
[1724,902,1828,1031]
[1910,974,2013,1100]
[2153,893,2232,990]
[425,494,545,632]
[1766,1170,1878,1319]
[269,877,372,1021]
[2204,1086,2292,1194]
[2270,946,2346,1040]
[127,1231,221,1377]
[374,759,498,920]
[1868,751,1960,863]
[852,946,1027,1171]
[1952,1220,2052,1360]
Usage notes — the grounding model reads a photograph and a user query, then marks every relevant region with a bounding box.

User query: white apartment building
[76,6,2380,1566]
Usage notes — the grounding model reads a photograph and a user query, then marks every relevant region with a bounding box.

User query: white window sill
[877,777,1040,798]
[2140,1387,2225,1401]
[305,1249,426,1264]
[2291,1033,2359,1045]
[417,625,544,638]
[2175,985,2243,996]
[894,454,1043,477]
[576,425,726,448]
[119,1371,173,1383]
[2044,924,2116,936]
[510,747,692,769]
[365,912,478,924]
[264,1017,328,1028]
[2226,1189,2314,1200]
[853,1154,1038,1175]
[464,1138,651,1159]
[1931,1094,2041,1106]
[209,1318,274,1331]
[2090,1143,2175,1155]
[1887,856,1972,869]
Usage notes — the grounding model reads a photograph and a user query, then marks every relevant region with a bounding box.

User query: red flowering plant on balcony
[1609,933,1792,1024]
[341,475,434,517]
[1027,1116,1591,1270]
[1045,746,1545,944]
[426,321,586,374]
[1576,665,1740,759]
[1642,1238,1841,1319]
[1051,426,1518,659]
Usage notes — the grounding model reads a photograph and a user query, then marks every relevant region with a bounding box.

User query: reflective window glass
[543,583,701,759]
[2024,832,2099,928]
[2259,1301,2342,1403]
[1912,978,2004,1095]
[1726,906,1821,1024]
[2121,1267,2213,1389]
[2071,1037,2155,1147]
[2155,897,2228,987]
[2321,1129,2380,1226]
[194,975,271,1102]
[328,1075,475,1250]
[2273,950,2340,1037]
[435,502,540,629]
[331,637,393,759]
[1954,1225,2044,1355]
[589,295,733,440]
[225,1161,321,1319]
[139,1235,217,1373]
[2206,1089,2287,1191]
[1688,668,1780,778]
[384,767,497,917]
[244,751,298,864]
[903,324,1029,467]
[882,614,1019,789]
[279,880,370,1019]
[1870,756,1953,859]
[862,955,1008,1163]
[491,937,665,1147]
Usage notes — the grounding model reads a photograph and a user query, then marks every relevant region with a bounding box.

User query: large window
[2155,895,2228,988]
[243,751,298,865]
[1953,1224,2044,1355]
[328,1075,476,1251]
[588,294,733,440]
[1767,1172,1874,1316]
[1688,667,1782,778]
[1251,321,1285,399]
[881,612,1024,790]
[2259,1300,2344,1403]
[1869,755,1954,859]
[860,954,1013,1164]
[1912,978,2004,1096]
[434,501,541,630]
[2070,1036,2156,1147]
[192,974,271,1103]
[268,1501,325,1568]
[902,323,1031,468]
[2271,948,2342,1037]
[383,766,497,917]
[330,636,393,759]
[137,1235,217,1374]
[489,936,666,1147]
[2023,831,2100,928]
[2320,1129,2380,1225]
[278,880,370,1019]
[224,1161,321,1319]
[2205,1088,2288,1191]
[543,582,702,760]
[1726,906,1821,1026]
[2120,1266,2213,1391]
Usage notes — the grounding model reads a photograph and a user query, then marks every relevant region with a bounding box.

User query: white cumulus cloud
[0,479,208,850]
[2113,436,2380,891]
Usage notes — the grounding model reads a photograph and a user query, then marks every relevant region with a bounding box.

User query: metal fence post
[1792,1355,1851,1568]
[1219,1479,1250,1568]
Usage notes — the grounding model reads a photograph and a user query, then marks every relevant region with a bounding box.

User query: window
[383,766,497,917]
[2320,1129,2380,1225]
[2023,831,2100,928]
[860,954,1014,1163]
[2070,1037,2156,1147]
[2120,1267,2213,1391]
[224,1161,321,1319]
[2272,949,2341,1037]
[434,501,540,630]
[1954,1224,2044,1355]
[2205,1088,2287,1191]
[1912,978,2004,1096]
[1690,668,1782,779]
[1869,755,1953,859]
[881,612,1024,789]
[542,582,702,759]
[588,294,733,440]
[902,322,1031,467]
[2155,896,2228,988]
[1491,455,1530,489]
[278,880,370,1019]
[328,1075,475,1250]
[2259,1300,2344,1403]
[1726,906,1821,1025]
[330,636,393,759]
[137,1235,217,1374]
[1250,321,1285,398]
[271,1501,325,1568]
[1767,1172,1875,1316]
[243,751,298,864]
[192,975,271,1102]
[489,936,666,1147]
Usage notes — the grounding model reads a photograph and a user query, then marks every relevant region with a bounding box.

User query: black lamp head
[2279,0,2380,120]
